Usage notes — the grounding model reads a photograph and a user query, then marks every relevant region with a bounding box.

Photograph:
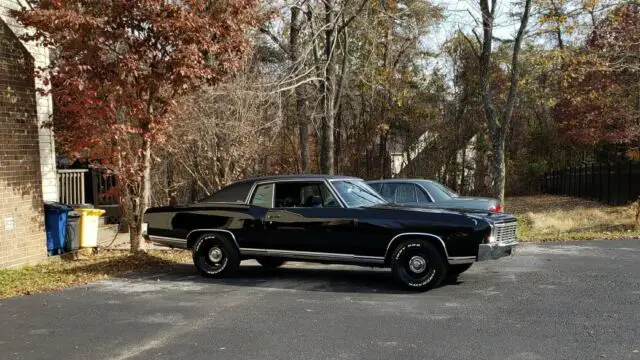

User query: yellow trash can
[75,208,106,248]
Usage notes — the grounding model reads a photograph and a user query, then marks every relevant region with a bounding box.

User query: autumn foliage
[555,4,640,146]
[13,0,261,251]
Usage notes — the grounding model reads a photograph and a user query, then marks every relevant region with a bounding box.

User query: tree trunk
[290,4,309,172]
[378,133,387,179]
[320,0,336,174]
[478,0,531,204]
[490,133,506,201]
[335,108,342,173]
[130,136,151,252]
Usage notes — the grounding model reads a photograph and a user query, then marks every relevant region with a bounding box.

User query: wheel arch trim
[186,229,240,250]
[385,232,450,263]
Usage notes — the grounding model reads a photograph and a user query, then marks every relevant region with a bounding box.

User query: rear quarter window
[200,181,253,203]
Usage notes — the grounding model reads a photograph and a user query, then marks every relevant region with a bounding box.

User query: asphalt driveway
[1,240,639,360]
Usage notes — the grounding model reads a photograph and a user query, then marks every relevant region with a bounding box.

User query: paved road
[1,240,639,360]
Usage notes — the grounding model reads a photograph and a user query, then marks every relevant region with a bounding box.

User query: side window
[394,183,417,204]
[250,183,274,207]
[416,186,431,203]
[380,183,396,201]
[274,182,340,208]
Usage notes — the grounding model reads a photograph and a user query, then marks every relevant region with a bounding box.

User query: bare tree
[478,0,533,203]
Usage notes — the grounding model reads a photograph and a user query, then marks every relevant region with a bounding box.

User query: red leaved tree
[555,4,640,148]
[13,0,261,251]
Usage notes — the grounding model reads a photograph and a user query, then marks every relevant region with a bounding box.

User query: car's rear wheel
[390,240,447,291]
[256,257,286,269]
[192,233,239,278]
[448,263,473,277]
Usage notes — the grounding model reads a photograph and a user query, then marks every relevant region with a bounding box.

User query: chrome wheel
[208,246,223,263]
[193,234,239,278]
[408,255,427,273]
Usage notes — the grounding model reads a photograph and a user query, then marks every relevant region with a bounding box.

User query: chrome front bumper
[477,241,517,261]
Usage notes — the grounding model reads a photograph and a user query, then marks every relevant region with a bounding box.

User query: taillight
[489,204,503,213]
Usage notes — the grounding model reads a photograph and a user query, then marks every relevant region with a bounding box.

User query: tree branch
[260,25,290,57]
[502,0,532,130]
[462,30,481,59]
[337,0,369,35]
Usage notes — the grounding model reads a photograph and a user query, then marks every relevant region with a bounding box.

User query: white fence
[57,169,88,205]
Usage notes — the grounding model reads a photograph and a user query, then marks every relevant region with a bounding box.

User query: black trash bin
[65,211,81,252]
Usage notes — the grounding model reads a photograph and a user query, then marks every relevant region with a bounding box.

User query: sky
[428,0,525,53]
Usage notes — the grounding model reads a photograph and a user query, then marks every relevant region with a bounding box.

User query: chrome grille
[494,222,517,243]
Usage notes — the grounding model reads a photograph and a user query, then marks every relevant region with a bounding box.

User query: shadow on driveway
[121,262,464,295]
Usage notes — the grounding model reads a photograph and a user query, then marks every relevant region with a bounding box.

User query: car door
[262,181,356,254]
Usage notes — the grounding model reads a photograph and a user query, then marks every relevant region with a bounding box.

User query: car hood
[368,203,516,225]
[365,203,465,216]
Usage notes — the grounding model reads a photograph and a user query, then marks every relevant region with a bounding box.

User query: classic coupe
[143,175,517,291]
[368,179,504,213]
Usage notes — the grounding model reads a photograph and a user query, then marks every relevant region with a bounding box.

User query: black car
[368,179,503,213]
[143,175,517,291]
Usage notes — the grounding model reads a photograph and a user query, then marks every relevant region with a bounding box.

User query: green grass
[0,249,190,300]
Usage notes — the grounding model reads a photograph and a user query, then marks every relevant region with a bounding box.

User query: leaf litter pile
[0,249,191,299]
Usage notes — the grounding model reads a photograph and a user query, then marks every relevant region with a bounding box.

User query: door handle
[267,214,280,220]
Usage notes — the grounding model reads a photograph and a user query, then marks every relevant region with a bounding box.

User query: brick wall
[0,0,58,203]
[0,17,46,267]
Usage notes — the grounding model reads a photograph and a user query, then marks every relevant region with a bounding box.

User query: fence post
[599,163,603,202]
[630,161,634,203]
[591,163,595,200]
[617,162,622,205]
[606,162,611,205]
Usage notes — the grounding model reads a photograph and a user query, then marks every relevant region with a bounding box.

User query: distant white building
[389,131,478,191]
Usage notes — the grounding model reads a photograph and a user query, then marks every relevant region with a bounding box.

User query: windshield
[331,180,387,208]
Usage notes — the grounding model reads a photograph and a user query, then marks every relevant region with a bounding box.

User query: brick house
[0,0,58,268]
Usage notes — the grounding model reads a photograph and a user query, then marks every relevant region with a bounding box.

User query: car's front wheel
[256,257,286,269]
[192,233,239,278]
[390,240,447,291]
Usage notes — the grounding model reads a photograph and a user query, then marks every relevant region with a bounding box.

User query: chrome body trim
[185,229,240,249]
[385,232,450,259]
[240,248,385,264]
[448,256,476,265]
[323,179,348,208]
[149,235,188,249]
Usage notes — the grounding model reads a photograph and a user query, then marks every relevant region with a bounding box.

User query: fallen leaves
[508,195,640,241]
[0,249,191,300]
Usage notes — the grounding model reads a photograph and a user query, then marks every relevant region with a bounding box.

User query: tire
[192,233,240,278]
[390,240,447,291]
[256,257,286,269]
[448,263,473,277]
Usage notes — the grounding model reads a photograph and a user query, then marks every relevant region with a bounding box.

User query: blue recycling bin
[44,202,73,255]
